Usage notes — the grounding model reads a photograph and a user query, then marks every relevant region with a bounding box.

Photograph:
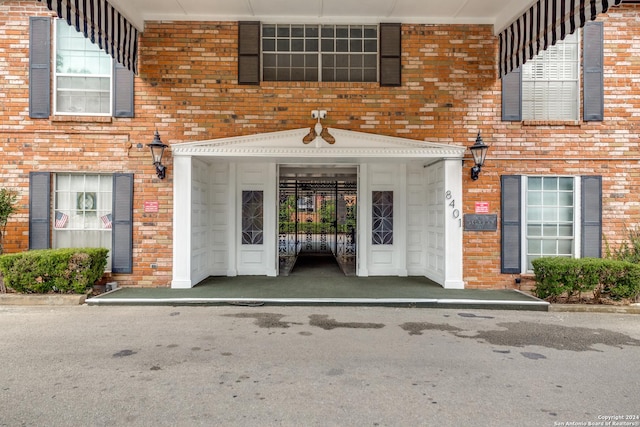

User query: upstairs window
[521,32,580,121]
[29,17,134,119]
[55,19,112,115]
[262,24,378,82]
[502,22,603,123]
[238,22,400,86]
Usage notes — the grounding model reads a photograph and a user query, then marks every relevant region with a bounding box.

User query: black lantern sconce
[469,132,489,180]
[147,130,168,179]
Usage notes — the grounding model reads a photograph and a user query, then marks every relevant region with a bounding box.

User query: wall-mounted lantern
[147,130,168,179]
[469,132,489,181]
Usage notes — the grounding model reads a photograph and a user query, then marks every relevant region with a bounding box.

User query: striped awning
[498,0,622,78]
[37,0,139,74]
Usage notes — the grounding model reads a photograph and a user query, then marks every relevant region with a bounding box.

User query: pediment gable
[171,128,466,159]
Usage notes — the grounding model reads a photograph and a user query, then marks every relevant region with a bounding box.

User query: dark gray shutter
[501,66,522,121]
[29,17,51,119]
[581,175,602,258]
[583,21,604,122]
[29,172,51,250]
[111,173,134,273]
[113,62,135,118]
[501,175,521,273]
[379,23,401,87]
[238,21,260,85]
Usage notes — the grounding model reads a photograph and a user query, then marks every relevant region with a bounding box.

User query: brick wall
[2,1,640,288]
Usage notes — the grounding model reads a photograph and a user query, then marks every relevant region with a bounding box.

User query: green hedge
[532,257,640,302]
[0,248,108,294]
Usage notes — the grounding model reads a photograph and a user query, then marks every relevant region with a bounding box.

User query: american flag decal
[101,213,112,229]
[55,211,68,229]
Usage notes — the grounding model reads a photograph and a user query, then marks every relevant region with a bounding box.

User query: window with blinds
[522,32,580,121]
[55,19,113,115]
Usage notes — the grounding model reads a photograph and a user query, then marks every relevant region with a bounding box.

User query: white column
[358,164,369,277]
[171,155,193,288]
[397,163,408,276]
[264,162,277,277]
[227,163,237,276]
[442,158,465,289]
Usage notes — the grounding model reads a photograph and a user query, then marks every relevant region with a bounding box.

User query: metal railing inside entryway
[278,180,356,276]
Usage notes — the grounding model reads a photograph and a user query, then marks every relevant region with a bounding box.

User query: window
[262,24,378,82]
[500,175,602,274]
[522,32,579,121]
[525,177,576,270]
[242,191,264,244]
[53,174,113,266]
[29,172,134,273]
[29,17,134,119]
[372,191,393,245]
[54,20,113,115]
[297,196,316,212]
[501,22,603,122]
[238,22,400,86]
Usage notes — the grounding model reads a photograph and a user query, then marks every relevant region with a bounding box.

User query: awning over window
[498,0,622,78]
[37,0,139,74]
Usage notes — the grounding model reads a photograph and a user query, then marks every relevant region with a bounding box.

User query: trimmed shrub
[0,248,108,294]
[532,257,640,302]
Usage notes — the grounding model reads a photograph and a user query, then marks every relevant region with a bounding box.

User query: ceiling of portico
[108,0,536,35]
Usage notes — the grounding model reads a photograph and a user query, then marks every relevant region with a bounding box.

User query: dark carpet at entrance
[289,255,343,277]
[91,259,546,310]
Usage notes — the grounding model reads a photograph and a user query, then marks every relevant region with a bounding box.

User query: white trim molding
[171,128,466,161]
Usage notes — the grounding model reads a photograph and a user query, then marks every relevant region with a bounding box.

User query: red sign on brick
[144,201,159,213]
[475,202,489,213]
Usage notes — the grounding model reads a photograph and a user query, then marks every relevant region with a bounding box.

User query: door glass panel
[241,191,263,245]
[372,191,393,245]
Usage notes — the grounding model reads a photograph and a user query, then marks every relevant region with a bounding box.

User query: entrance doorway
[278,168,357,276]
[171,129,467,289]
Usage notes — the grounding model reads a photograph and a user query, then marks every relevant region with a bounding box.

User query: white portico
[170,127,466,289]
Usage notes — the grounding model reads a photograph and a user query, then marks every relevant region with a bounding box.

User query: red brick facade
[2,1,640,288]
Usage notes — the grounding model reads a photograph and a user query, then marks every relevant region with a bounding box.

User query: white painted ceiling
[109,0,536,35]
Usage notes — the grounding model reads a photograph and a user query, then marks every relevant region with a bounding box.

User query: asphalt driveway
[1,305,638,426]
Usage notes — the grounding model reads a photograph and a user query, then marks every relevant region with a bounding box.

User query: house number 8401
[445,190,462,227]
